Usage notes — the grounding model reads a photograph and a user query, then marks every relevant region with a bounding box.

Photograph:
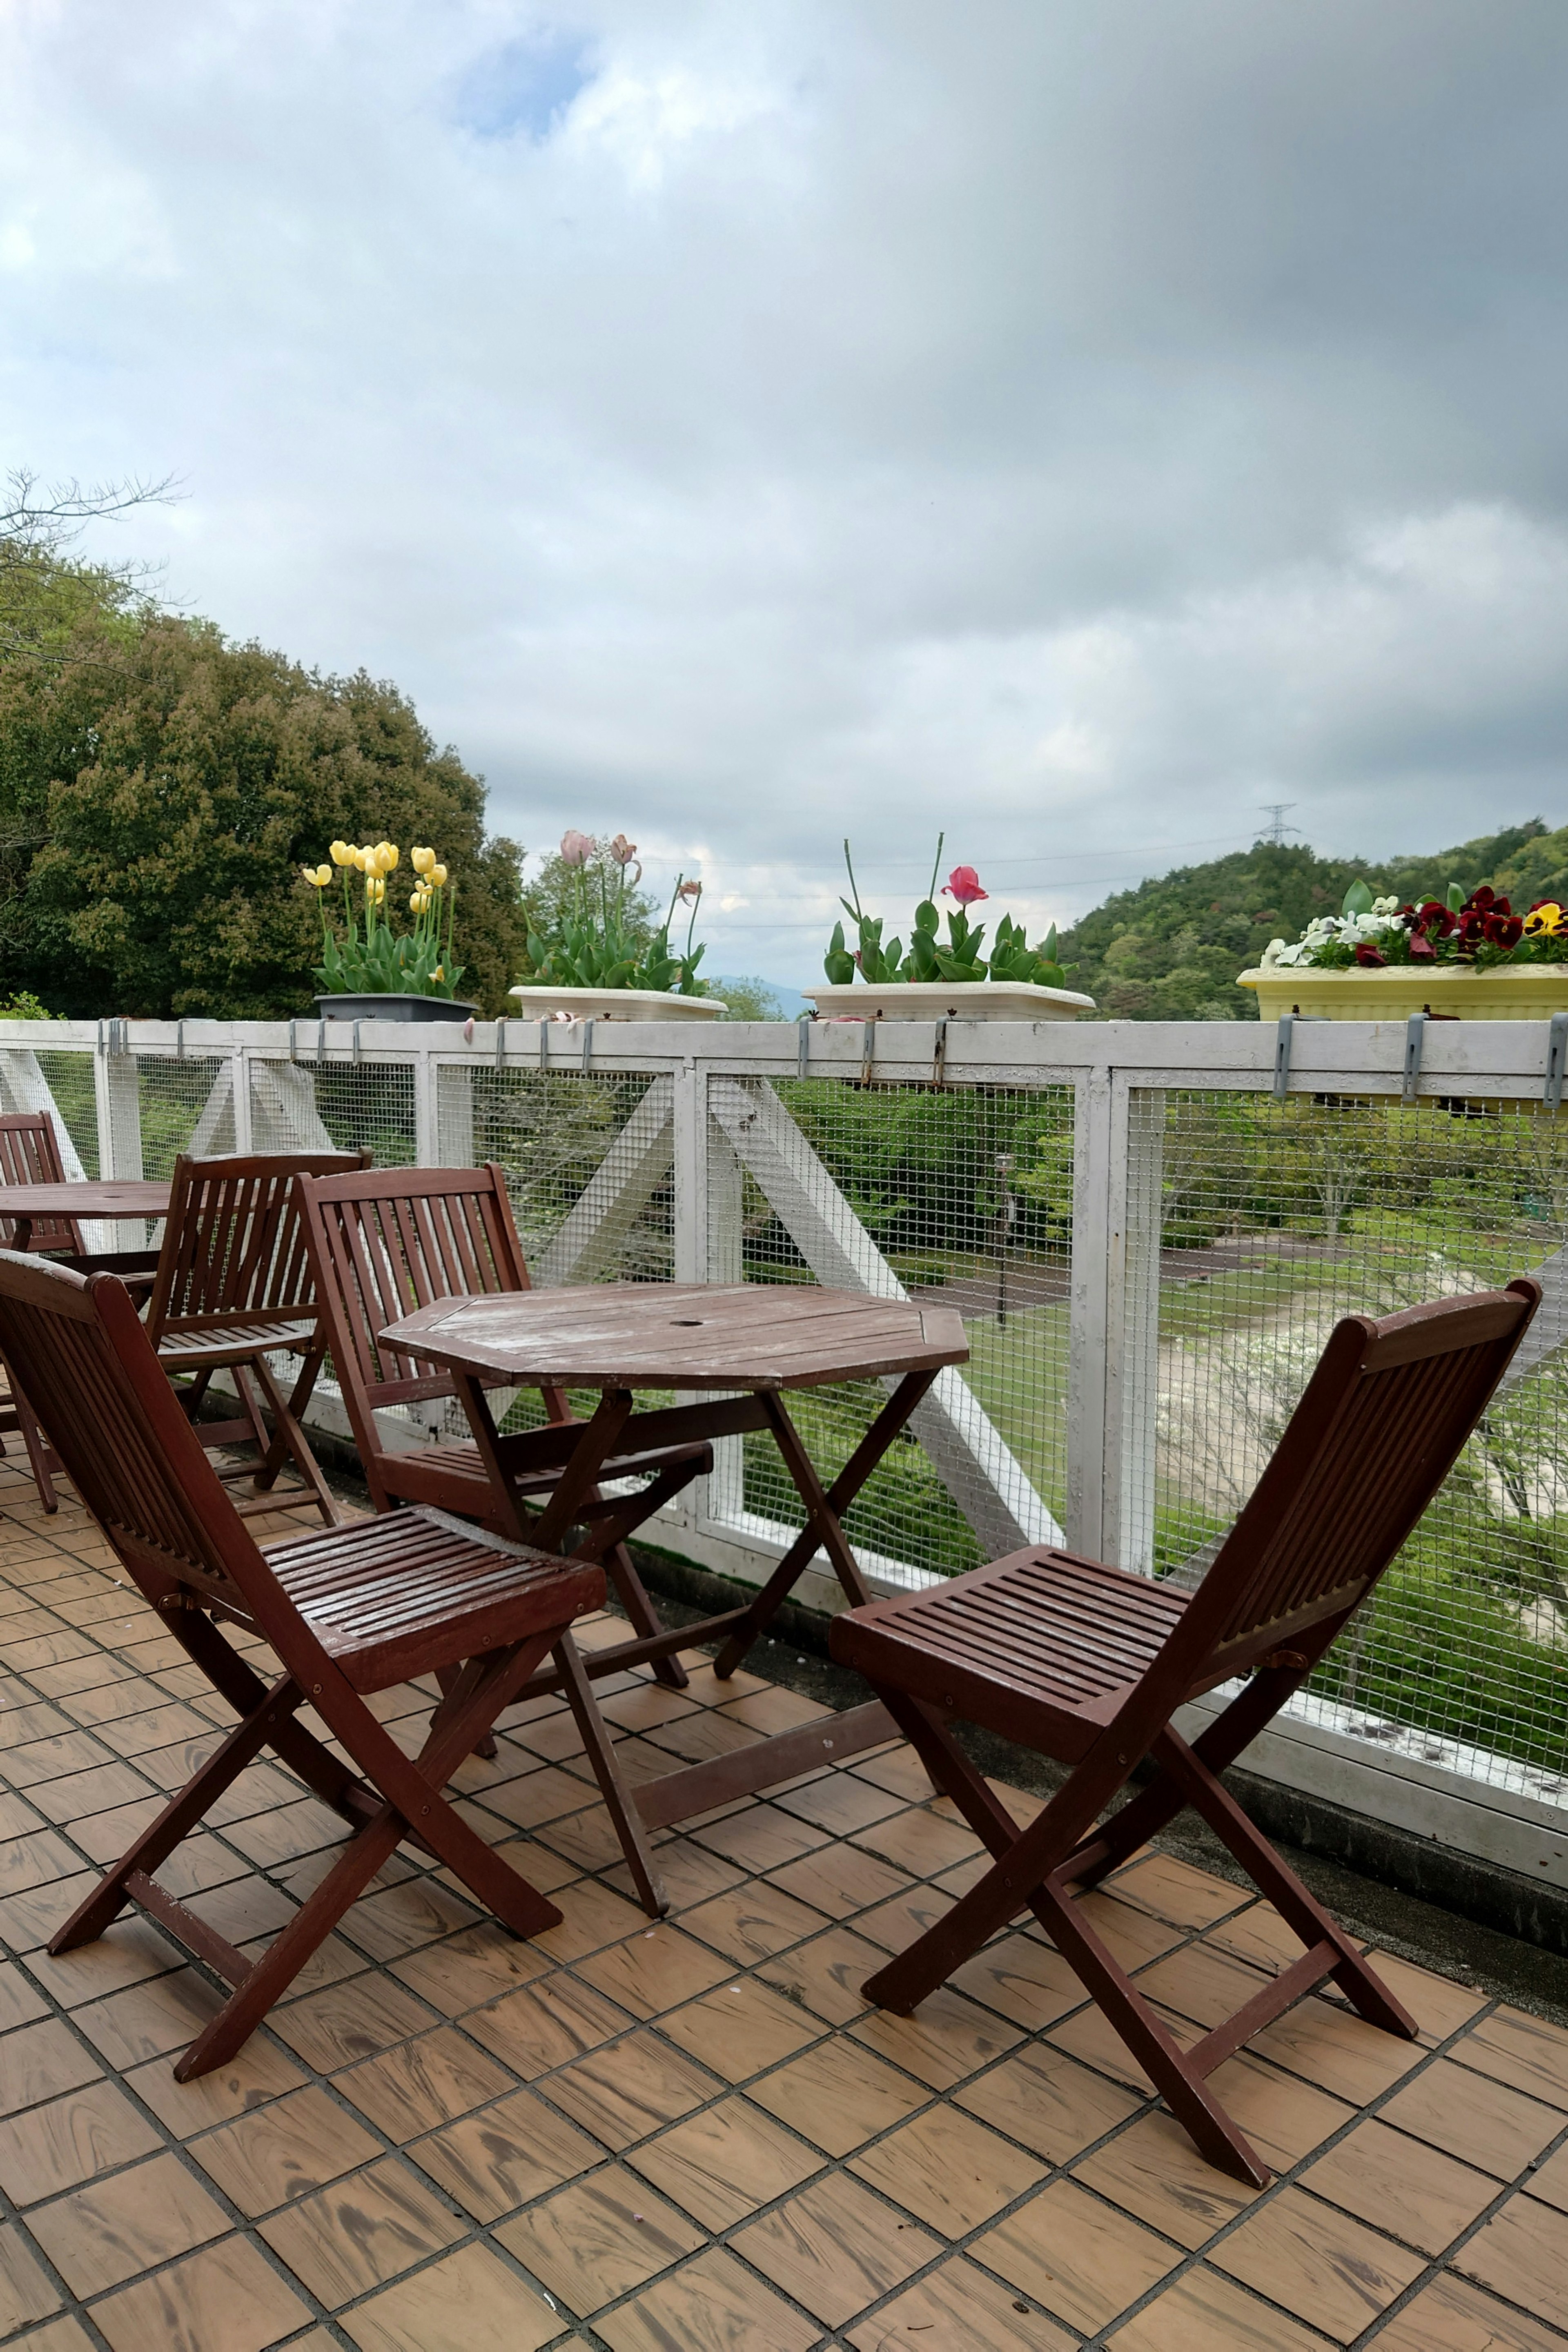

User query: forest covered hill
[1058,820,1568,1020]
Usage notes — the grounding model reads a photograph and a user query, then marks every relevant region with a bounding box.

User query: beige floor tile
[628,2096,823,2230]
[543,2031,722,2150]
[1135,1940,1275,2034]
[1373,2268,1568,2350]
[497,2163,704,2314]
[770,1769,904,1838]
[757,1925,884,2026]
[0,1828,91,1900]
[463,1970,631,2076]
[3,2317,93,2352]
[1212,2182,1426,2342]
[691,1802,831,1874]
[28,2149,229,2296]
[390,1920,551,2015]
[410,2085,601,2221]
[465,1764,594,1832]
[90,2232,312,2352]
[1302,2116,1499,2255]
[973,2177,1180,2335]
[950,1929,1085,2032]
[337,1875,483,1964]
[1456,2006,1568,2112]
[340,2240,563,2352]
[532,1875,649,1963]
[267,1972,440,2072]
[1250,1991,1428,2106]
[1072,2109,1263,2249]
[956,2042,1142,2163]
[124,2035,306,2135]
[1107,2263,1328,2351]
[849,1982,1022,2090]
[337,2026,514,2138]
[0,2077,160,2204]
[715,1684,833,1735]
[680,1879,827,1964]
[850,1804,982,1880]
[190,2084,383,2214]
[258,2154,466,2305]
[1526,2137,1568,2217]
[1076,1889,1186,1969]
[1381,2055,1562,2177]
[576,1923,735,2020]
[71,1967,226,2069]
[1455,2190,1568,2328]
[606,1832,746,1915]
[659,1974,824,2082]
[733,2169,940,2327]
[0,2018,102,2119]
[765,1840,914,1921]
[845,2255,1076,2350]
[849,1746,940,1804]
[1323,1948,1488,2047]
[25,1759,155,1825]
[850,2101,1046,2234]
[748,2032,929,2154]
[595,2243,820,2352]
[0,2222,61,2336]
[642,1707,762,1764]
[1196,2051,1356,2172]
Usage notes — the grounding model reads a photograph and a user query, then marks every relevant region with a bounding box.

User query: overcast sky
[4,0,1568,984]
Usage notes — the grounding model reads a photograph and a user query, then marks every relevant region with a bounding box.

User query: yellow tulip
[301,864,329,887]
[409,889,430,912]
[430,863,448,888]
[433,965,444,982]
[376,842,399,872]
[365,875,385,903]
[329,840,354,867]
[349,846,366,870]
[411,846,435,874]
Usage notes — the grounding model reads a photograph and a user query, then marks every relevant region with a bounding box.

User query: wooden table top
[0,1180,171,1219]
[381,1283,969,1392]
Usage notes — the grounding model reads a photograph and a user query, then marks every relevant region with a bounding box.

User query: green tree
[1,572,528,1018]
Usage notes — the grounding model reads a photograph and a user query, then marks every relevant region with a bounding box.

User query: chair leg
[245,1350,339,1525]
[51,1675,304,1953]
[11,1392,59,1513]
[174,1633,565,2080]
[553,1630,668,1917]
[601,1540,687,1692]
[434,1660,497,1760]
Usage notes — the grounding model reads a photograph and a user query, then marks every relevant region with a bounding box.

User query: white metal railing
[3,1008,1566,1893]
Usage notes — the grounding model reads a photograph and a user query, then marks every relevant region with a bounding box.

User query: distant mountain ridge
[1058,820,1568,1021]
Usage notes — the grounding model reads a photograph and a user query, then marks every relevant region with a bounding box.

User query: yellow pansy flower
[1525,903,1566,937]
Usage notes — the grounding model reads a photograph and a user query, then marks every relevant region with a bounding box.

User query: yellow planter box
[1239,964,1568,1021]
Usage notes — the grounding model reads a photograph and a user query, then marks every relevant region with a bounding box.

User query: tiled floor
[2,1463,1567,2350]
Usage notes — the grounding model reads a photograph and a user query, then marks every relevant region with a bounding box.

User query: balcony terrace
[2,1454,1566,2352]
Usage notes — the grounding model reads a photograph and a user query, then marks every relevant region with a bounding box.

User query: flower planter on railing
[507,985,725,1023]
[1239,965,1568,1021]
[315,993,479,1024]
[805,980,1093,1023]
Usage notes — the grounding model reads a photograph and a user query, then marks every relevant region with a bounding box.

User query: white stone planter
[507,985,726,1023]
[804,980,1095,1023]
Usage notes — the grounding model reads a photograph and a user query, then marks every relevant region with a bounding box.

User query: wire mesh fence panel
[448,1064,675,1285]
[1127,1087,1568,1791]
[304,1060,418,1165]
[134,1056,234,1174]
[725,1077,1074,1582]
[30,1050,98,1176]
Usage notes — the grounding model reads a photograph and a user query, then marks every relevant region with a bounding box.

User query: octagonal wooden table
[381,1282,969,1828]
[0,1179,170,1254]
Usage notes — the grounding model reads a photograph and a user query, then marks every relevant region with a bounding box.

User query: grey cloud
[2,0,1566,980]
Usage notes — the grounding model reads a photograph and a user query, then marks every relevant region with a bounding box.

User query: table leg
[712,1368,939,1678]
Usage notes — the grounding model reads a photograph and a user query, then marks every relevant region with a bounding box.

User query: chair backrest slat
[0,1111,80,1253]
[0,1251,287,1622]
[145,1151,369,1340]
[296,1164,533,1476]
[1174,1281,1538,1686]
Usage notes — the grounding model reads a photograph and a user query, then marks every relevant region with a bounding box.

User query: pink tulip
[677,878,702,900]
[608,833,637,865]
[943,865,988,904]
[560,829,594,866]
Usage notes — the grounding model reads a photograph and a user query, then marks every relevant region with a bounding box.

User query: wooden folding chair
[295,1163,708,1691]
[145,1151,370,1527]
[0,1247,607,2079]
[0,1113,81,1507]
[830,1281,1540,2186]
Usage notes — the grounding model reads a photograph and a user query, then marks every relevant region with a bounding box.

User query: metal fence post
[412,1034,440,1166]
[1104,1081,1163,1577]
[1066,1065,1112,1557]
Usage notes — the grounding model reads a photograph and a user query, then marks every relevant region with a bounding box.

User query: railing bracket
[797,1013,812,1079]
[1545,1011,1568,1113]
[1402,1010,1427,1103]
[580,1018,595,1073]
[1272,1011,1324,1099]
